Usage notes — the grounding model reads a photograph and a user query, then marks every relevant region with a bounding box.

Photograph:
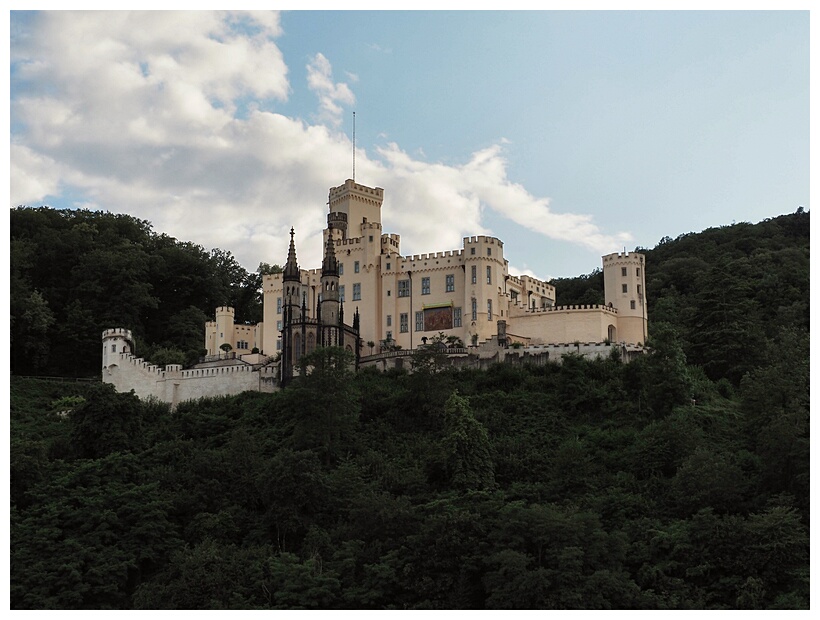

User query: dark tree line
[10,337,809,608]
[11,207,278,376]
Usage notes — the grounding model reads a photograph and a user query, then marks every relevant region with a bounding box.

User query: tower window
[339,263,344,275]
[387,314,392,327]
[398,280,410,297]
[277,297,282,314]
[471,247,476,255]
[446,274,455,292]
[471,265,477,284]
[630,300,636,310]
[111,344,116,352]
[487,299,493,321]
[353,283,361,301]
[400,313,408,333]
[354,261,360,273]
[386,262,391,270]
[471,298,477,321]
[636,267,641,277]
[486,266,492,284]
[621,267,627,277]
[454,307,462,327]
[622,284,628,293]
[487,247,492,256]
[277,320,282,330]
[421,277,430,295]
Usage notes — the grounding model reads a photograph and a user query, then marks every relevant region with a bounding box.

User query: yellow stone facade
[205,179,647,357]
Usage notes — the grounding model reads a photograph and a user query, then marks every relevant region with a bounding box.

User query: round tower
[602,252,647,345]
[215,306,235,352]
[327,211,348,241]
[102,328,133,371]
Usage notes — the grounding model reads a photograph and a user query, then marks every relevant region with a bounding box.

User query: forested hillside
[9,207,810,609]
[10,207,276,377]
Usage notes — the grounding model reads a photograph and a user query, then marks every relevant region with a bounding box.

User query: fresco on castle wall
[424,306,453,332]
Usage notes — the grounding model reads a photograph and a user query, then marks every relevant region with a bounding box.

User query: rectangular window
[486,266,492,284]
[386,331,392,341]
[471,298,477,321]
[387,314,392,327]
[415,311,423,331]
[621,267,627,277]
[277,297,282,314]
[636,267,641,277]
[622,283,628,293]
[354,261,360,273]
[111,344,117,352]
[487,299,493,321]
[353,283,361,301]
[471,265,477,284]
[398,279,410,297]
[400,313,408,333]
[276,339,281,351]
[339,263,344,275]
[277,320,282,330]
[386,262,391,270]
[637,284,642,296]
[387,290,391,297]
[454,307,462,327]
[421,277,430,295]
[339,285,345,302]
[446,274,455,292]
[487,247,492,256]
[471,247,476,255]
[630,300,636,310]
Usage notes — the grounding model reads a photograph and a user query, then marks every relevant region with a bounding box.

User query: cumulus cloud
[306,53,356,128]
[10,11,630,279]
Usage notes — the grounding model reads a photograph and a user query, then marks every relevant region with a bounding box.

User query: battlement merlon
[602,251,645,264]
[102,328,133,341]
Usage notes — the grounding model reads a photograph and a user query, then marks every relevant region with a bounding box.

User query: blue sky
[9,9,810,280]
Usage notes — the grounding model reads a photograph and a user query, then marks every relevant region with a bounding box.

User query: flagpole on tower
[352,111,356,182]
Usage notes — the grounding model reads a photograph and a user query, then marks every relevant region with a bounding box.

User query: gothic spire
[283,227,300,281]
[321,231,338,276]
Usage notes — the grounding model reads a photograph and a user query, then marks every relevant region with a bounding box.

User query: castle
[103,178,647,403]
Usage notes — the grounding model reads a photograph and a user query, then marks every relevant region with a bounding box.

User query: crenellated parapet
[512,303,618,316]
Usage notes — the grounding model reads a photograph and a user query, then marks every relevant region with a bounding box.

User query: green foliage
[10,207,263,376]
[9,209,809,609]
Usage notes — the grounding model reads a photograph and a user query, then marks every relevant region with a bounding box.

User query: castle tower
[328,179,384,238]
[602,251,647,345]
[281,228,304,383]
[319,232,341,345]
[215,307,235,352]
[102,328,133,371]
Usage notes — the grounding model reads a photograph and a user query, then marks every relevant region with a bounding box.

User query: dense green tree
[441,392,496,492]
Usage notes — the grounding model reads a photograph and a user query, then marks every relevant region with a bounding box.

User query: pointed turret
[283,227,300,282]
[321,232,339,276]
[319,228,340,333]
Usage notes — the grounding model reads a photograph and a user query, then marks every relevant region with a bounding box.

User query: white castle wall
[102,348,278,406]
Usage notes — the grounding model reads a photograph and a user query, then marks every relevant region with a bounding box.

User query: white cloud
[10,11,630,281]
[306,53,356,128]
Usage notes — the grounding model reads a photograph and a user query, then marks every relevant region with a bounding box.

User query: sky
[8,9,810,280]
